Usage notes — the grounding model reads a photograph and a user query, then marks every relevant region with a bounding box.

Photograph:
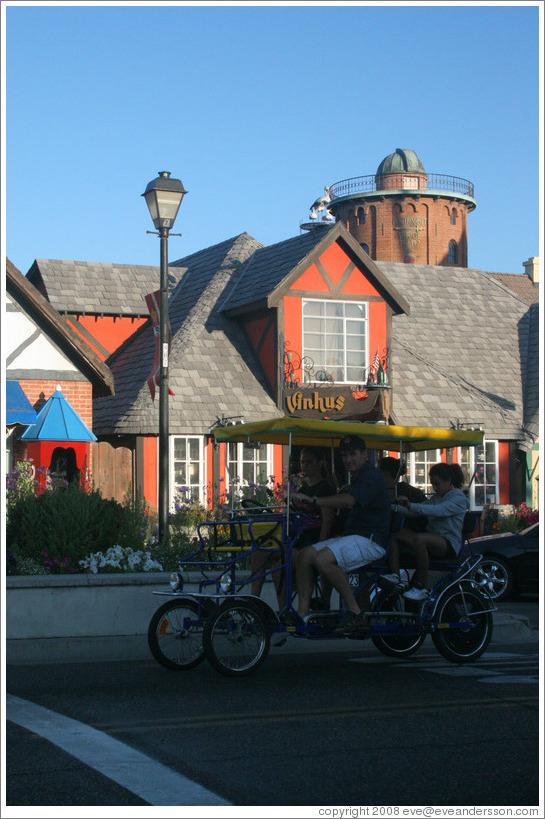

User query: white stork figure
[309,186,331,219]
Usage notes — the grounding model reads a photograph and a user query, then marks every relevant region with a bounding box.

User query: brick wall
[337,195,470,266]
[19,380,93,427]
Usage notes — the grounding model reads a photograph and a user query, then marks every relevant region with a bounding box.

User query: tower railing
[329,173,474,199]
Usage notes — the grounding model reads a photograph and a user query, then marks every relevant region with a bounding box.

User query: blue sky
[3,2,542,277]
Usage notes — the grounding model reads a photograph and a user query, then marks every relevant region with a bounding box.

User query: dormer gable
[268,222,410,316]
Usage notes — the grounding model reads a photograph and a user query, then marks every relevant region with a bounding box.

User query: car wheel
[471,555,515,601]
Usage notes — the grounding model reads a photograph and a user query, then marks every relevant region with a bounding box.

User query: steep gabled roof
[93,233,279,435]
[376,260,537,442]
[221,222,410,317]
[6,258,114,398]
[26,258,185,316]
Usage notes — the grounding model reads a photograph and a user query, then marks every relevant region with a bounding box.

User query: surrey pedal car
[148,417,496,677]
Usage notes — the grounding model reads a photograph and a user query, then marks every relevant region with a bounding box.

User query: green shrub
[6,484,150,574]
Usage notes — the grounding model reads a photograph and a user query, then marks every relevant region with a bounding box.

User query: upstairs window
[448,240,458,264]
[302,299,368,383]
[357,207,366,225]
[450,209,458,225]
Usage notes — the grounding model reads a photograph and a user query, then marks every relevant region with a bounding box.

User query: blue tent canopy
[21,385,97,442]
[6,381,38,425]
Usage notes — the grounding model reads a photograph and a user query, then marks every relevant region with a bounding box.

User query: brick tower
[320,148,476,266]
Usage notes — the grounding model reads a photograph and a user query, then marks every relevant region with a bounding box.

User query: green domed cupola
[376,148,426,176]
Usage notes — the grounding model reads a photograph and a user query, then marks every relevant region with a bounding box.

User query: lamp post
[142,171,187,544]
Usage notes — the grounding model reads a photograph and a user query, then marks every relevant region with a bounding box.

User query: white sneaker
[403,585,429,601]
[270,631,287,647]
[379,573,408,589]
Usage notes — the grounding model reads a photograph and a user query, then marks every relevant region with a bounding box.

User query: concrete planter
[5,571,278,665]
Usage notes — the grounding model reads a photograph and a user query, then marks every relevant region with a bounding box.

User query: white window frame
[458,440,499,510]
[302,298,369,384]
[170,435,206,507]
[408,449,441,495]
[225,442,273,496]
[6,428,15,476]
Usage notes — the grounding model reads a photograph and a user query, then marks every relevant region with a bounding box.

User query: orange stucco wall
[141,436,158,513]
[243,315,277,388]
[25,440,90,490]
[498,441,510,504]
[69,315,147,360]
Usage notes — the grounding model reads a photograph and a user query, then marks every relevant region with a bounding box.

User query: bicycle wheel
[148,597,206,670]
[432,586,493,663]
[203,599,270,677]
[372,590,425,658]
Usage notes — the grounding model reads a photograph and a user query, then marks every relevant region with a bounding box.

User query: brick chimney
[523,256,539,284]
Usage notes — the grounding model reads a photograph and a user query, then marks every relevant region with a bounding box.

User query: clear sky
[2,2,543,278]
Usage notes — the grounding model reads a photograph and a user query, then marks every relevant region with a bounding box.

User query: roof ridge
[170,234,261,349]
[220,228,331,313]
[478,269,538,305]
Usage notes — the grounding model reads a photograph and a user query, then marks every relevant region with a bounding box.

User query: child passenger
[380,463,469,600]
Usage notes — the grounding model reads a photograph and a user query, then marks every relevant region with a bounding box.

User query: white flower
[79,545,162,573]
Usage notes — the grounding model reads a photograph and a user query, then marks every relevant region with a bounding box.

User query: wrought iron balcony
[329,173,474,200]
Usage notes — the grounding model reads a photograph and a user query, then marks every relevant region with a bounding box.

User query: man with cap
[290,434,391,634]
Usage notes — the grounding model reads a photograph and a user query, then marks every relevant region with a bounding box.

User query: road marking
[350,652,539,685]
[6,694,231,807]
[84,694,538,735]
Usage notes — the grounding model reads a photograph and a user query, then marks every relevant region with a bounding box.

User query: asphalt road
[5,604,540,811]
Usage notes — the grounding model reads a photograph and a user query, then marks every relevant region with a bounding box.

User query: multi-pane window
[408,449,441,494]
[227,442,272,491]
[459,442,498,509]
[302,299,368,383]
[172,436,203,504]
[448,240,458,263]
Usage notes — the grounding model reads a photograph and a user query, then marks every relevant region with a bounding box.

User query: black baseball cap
[339,434,367,452]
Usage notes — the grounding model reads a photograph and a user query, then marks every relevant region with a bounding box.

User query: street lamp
[142,171,187,544]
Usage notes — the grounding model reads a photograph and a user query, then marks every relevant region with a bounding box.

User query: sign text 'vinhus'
[285,390,345,415]
[282,384,389,422]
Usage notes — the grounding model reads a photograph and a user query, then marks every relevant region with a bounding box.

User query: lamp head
[142,171,187,231]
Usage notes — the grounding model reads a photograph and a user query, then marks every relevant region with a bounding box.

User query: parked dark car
[466,523,539,601]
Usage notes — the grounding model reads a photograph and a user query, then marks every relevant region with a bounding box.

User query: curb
[491,612,534,643]
[5,613,536,665]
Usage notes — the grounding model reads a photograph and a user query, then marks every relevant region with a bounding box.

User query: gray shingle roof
[93,233,281,435]
[221,227,334,313]
[482,270,539,304]
[90,231,538,445]
[376,261,538,443]
[26,259,185,316]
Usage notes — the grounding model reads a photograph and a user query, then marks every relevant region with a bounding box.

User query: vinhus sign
[282,384,390,421]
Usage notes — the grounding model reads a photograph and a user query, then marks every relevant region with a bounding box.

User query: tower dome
[319,148,475,266]
[376,148,426,176]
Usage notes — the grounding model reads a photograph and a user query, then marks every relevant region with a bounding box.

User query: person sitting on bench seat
[290,435,391,635]
[381,463,469,601]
